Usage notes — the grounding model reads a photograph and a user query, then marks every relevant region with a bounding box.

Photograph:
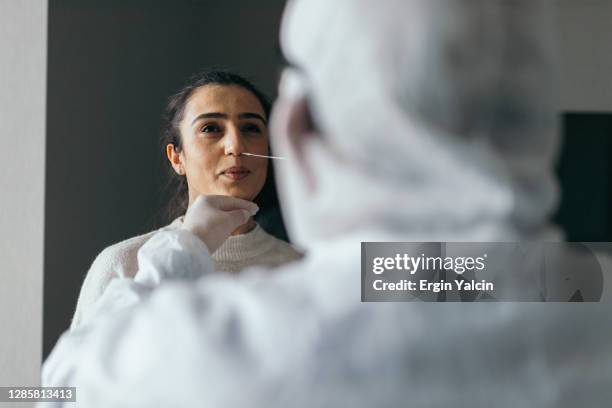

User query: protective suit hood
[271,0,561,250]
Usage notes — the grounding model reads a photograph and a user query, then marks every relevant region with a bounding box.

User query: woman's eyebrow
[191,112,267,126]
[239,112,267,124]
[191,112,227,125]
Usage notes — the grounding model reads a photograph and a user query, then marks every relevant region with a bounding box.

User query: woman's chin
[219,188,256,202]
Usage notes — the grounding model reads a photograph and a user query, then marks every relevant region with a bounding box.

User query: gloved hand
[181,195,259,253]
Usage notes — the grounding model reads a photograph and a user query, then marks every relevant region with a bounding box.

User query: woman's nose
[224,126,245,156]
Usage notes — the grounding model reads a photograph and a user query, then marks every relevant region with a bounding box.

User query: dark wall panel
[556,114,612,241]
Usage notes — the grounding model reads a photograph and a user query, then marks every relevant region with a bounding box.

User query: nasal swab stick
[242,152,287,160]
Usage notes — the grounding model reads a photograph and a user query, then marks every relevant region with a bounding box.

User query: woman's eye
[200,124,222,134]
[241,124,262,134]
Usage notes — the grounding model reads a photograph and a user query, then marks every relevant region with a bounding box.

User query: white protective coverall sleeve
[41,229,219,406]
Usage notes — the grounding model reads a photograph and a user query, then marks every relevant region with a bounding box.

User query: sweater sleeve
[70,247,122,330]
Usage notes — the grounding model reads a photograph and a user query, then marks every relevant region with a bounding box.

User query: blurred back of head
[273,0,561,247]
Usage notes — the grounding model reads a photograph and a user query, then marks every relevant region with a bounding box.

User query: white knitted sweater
[70,218,303,329]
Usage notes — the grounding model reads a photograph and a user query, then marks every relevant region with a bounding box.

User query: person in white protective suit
[41,0,612,407]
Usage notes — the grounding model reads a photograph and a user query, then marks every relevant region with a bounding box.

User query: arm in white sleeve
[40,228,220,406]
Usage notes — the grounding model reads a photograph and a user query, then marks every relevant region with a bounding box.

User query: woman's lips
[221,166,251,181]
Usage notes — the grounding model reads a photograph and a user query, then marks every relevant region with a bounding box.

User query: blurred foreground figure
[42,1,612,407]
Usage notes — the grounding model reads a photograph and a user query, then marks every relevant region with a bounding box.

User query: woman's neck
[231,217,256,236]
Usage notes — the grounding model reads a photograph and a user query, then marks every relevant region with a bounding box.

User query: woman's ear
[166,144,185,175]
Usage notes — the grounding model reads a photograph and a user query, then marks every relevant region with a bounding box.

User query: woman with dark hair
[70,71,302,329]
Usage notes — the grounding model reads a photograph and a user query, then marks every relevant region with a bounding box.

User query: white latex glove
[181,195,259,253]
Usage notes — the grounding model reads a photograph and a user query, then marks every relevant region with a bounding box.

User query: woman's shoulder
[92,218,183,278]
[92,230,158,278]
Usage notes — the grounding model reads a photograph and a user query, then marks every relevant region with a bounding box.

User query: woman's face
[169,85,269,205]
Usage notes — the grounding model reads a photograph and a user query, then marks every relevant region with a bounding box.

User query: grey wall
[558,0,612,112]
[0,0,47,403]
[44,0,287,358]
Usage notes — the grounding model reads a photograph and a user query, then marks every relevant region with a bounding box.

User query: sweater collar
[169,217,275,262]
